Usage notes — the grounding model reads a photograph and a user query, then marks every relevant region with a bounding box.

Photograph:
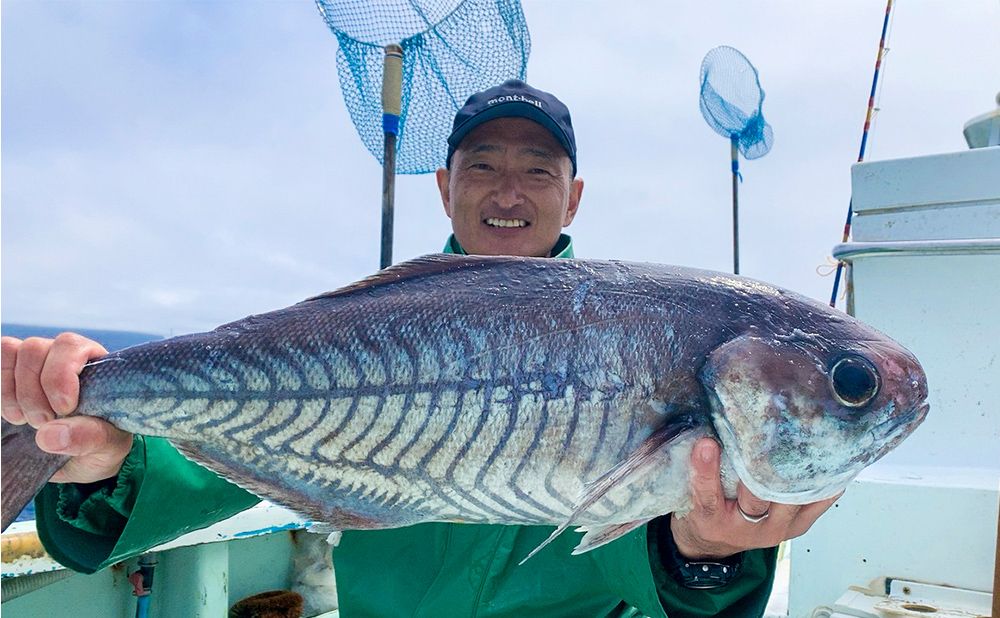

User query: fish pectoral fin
[518,525,566,566]
[572,519,653,555]
[518,412,700,566]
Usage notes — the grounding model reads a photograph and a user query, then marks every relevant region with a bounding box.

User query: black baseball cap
[446,79,577,176]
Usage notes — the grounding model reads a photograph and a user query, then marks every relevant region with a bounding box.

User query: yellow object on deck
[1,530,49,563]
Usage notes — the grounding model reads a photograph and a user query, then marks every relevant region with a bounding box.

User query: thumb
[689,438,723,515]
[36,417,131,457]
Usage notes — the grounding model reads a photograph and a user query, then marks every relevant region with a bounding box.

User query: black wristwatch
[659,519,744,590]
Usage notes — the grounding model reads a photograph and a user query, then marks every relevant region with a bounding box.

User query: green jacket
[36,234,777,617]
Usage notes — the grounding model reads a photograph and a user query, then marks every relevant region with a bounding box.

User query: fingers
[36,416,132,483]
[736,483,773,520]
[36,416,127,456]
[6,333,107,428]
[783,492,841,539]
[42,333,108,415]
[3,332,125,485]
[1,337,25,424]
[14,337,56,427]
[670,438,732,559]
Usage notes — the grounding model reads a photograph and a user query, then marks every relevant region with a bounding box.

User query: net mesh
[699,46,773,160]
[316,0,530,174]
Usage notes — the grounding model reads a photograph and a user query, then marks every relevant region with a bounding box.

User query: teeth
[485,218,528,228]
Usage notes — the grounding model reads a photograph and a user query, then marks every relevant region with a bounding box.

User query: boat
[3,1,998,612]
[5,105,999,617]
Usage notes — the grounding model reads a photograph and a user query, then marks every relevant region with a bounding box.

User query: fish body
[1,255,929,555]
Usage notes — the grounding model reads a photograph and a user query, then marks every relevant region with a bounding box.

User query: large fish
[1,254,928,559]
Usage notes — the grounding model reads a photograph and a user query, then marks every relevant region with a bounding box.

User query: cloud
[3,0,998,334]
[141,287,201,308]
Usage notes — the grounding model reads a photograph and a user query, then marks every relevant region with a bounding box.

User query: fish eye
[829,355,881,408]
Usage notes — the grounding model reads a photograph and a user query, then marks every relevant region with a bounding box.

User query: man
[1,80,836,616]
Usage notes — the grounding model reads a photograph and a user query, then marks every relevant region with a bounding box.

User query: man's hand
[670,438,840,560]
[1,334,133,484]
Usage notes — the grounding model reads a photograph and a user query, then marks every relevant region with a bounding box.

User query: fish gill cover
[315,0,531,173]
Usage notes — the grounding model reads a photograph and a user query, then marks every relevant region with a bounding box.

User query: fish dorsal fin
[518,412,700,565]
[304,253,524,302]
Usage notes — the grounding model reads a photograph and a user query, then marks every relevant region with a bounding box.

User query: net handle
[380,44,404,269]
[381,44,403,118]
[731,135,740,275]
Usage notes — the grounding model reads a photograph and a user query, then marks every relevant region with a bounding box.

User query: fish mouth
[874,401,929,437]
[744,477,854,505]
[483,217,530,229]
[871,401,929,452]
[915,401,930,422]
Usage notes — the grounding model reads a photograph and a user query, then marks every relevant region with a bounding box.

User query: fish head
[700,330,928,504]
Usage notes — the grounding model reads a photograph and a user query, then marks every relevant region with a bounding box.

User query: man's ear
[563,177,584,226]
[436,167,453,218]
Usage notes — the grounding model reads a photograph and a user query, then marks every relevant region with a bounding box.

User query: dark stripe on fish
[445,384,551,521]
[543,389,584,511]
[583,404,611,478]
[416,389,514,521]
[363,331,421,465]
[509,398,566,519]
[315,396,362,465]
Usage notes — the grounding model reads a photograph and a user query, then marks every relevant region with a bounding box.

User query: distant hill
[2,325,164,524]
[1,323,163,352]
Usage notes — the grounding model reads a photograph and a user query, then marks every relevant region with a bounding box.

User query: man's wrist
[660,516,744,589]
[669,514,735,561]
[72,476,120,500]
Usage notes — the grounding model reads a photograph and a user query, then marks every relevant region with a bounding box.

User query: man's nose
[493,172,524,209]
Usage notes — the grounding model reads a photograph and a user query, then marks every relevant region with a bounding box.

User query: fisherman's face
[437,117,583,258]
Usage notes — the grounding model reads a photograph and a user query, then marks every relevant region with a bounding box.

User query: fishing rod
[829,0,894,309]
[730,135,740,274]
[380,44,403,270]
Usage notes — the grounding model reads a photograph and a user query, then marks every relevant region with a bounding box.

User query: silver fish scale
[79,295,673,528]
[3,250,928,551]
[3,255,929,542]
[76,257,756,531]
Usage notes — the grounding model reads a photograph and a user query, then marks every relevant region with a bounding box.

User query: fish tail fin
[1,421,69,531]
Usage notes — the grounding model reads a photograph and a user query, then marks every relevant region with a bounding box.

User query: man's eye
[528,168,552,175]
[469,163,493,171]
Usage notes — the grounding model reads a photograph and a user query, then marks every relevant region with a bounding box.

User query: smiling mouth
[484,217,529,228]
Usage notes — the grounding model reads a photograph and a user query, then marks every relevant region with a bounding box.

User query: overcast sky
[3,0,998,336]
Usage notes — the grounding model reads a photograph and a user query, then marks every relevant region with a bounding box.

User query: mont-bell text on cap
[487,94,543,108]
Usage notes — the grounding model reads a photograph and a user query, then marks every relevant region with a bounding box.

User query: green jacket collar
[443,233,574,258]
